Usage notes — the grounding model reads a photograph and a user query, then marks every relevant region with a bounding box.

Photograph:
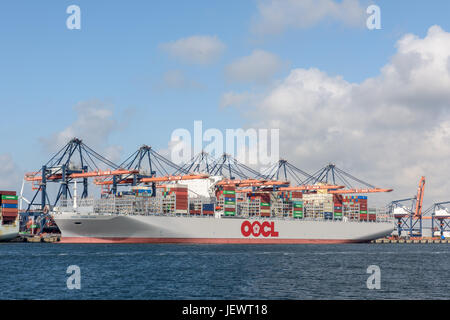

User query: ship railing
[59,197,95,208]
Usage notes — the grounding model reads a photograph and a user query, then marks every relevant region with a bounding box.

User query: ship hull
[53,213,394,244]
[0,223,19,242]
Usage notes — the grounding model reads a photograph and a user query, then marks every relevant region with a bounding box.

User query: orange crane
[140,174,210,183]
[217,179,290,188]
[328,188,393,194]
[278,185,345,191]
[24,169,140,182]
[94,174,210,185]
[414,176,426,218]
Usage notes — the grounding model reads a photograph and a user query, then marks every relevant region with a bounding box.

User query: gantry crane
[389,176,426,238]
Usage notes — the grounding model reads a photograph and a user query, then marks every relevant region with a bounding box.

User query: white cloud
[251,0,366,35]
[220,91,259,108]
[0,154,21,190]
[160,35,226,65]
[225,50,286,84]
[158,70,203,90]
[40,100,125,164]
[229,25,450,206]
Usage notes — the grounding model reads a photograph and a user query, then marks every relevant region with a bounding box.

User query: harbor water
[0,243,449,300]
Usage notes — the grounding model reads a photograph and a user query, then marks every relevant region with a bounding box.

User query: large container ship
[51,179,394,244]
[22,139,395,244]
[0,191,19,241]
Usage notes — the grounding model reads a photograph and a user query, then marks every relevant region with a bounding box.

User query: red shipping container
[1,199,18,204]
[360,214,368,221]
[1,212,18,218]
[0,191,16,196]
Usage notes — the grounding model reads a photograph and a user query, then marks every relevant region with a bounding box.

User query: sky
[1,0,450,207]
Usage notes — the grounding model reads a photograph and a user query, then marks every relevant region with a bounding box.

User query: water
[0,243,449,300]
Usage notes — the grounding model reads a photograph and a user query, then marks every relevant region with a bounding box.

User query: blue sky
[1,0,450,202]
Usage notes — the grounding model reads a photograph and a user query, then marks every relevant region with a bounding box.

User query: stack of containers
[333,194,343,220]
[292,191,303,219]
[244,192,261,216]
[0,191,18,224]
[359,196,368,221]
[343,196,360,220]
[202,203,214,216]
[323,195,334,220]
[215,189,224,211]
[159,185,175,213]
[276,191,292,217]
[223,186,236,216]
[368,208,377,222]
[259,192,271,217]
[165,184,188,214]
[132,186,152,197]
[189,199,202,215]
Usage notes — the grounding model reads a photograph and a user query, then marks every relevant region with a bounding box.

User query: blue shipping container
[2,203,17,209]
[202,204,214,211]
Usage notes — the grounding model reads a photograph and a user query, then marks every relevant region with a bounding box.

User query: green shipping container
[334,212,343,217]
[223,190,236,195]
[224,211,236,216]
[1,195,18,200]
[293,203,303,208]
[224,201,236,205]
[293,211,303,218]
[261,202,270,207]
[360,211,367,214]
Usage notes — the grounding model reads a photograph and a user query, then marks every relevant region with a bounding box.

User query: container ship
[0,191,19,241]
[22,139,395,244]
[51,179,394,244]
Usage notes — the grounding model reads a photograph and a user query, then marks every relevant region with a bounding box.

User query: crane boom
[414,176,426,218]
[24,169,139,181]
[328,188,393,194]
[278,185,345,191]
[140,174,209,183]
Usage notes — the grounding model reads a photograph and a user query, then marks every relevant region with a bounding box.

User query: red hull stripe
[59,237,365,244]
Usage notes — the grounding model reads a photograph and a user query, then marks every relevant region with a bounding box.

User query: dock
[13,233,61,243]
[372,238,449,244]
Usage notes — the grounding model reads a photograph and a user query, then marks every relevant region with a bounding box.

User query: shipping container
[0,191,16,196]
[1,195,18,201]
[2,203,18,209]
[293,210,303,218]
